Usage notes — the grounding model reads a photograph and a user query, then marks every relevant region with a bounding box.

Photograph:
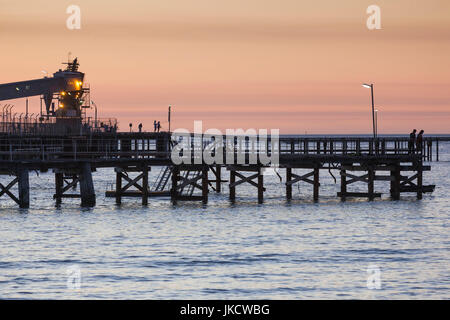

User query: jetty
[0,131,444,208]
[0,58,443,208]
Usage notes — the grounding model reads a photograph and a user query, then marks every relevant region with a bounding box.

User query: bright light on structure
[362,83,372,89]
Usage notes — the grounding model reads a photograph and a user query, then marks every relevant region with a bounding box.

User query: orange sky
[0,0,449,133]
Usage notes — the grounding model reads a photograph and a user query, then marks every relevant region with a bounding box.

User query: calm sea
[0,141,449,299]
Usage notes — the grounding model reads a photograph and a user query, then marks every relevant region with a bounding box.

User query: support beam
[115,170,122,204]
[417,161,423,200]
[170,166,180,204]
[229,169,236,201]
[55,172,63,206]
[258,168,264,204]
[313,167,319,202]
[215,165,221,193]
[286,167,292,200]
[17,168,29,209]
[142,165,149,205]
[79,163,96,207]
[368,167,375,201]
[202,166,209,204]
[436,140,439,162]
[340,169,346,202]
[391,165,401,200]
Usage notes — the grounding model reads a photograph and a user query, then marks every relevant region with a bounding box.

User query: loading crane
[0,58,88,133]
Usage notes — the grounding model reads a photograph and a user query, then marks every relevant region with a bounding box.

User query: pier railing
[0,133,446,163]
[0,117,118,135]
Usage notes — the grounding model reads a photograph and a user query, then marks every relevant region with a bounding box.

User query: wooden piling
[436,140,439,162]
[55,172,63,205]
[257,168,264,204]
[391,165,401,200]
[368,167,375,201]
[215,165,221,193]
[286,167,292,200]
[202,166,209,204]
[340,169,346,202]
[170,166,179,203]
[313,167,319,202]
[229,169,236,201]
[17,168,29,209]
[142,165,149,205]
[417,160,423,200]
[115,169,122,204]
[79,162,96,207]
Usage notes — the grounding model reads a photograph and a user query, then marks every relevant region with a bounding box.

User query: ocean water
[0,144,449,299]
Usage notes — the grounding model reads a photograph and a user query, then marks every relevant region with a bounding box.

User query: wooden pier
[0,132,445,208]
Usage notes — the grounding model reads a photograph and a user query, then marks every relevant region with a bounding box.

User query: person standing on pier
[416,130,424,154]
[153,120,157,132]
[157,121,161,132]
[138,123,142,133]
[409,129,417,154]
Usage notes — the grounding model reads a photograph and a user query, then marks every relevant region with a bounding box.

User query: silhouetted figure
[157,121,161,132]
[416,130,424,154]
[409,129,417,154]
[138,123,142,133]
[153,120,157,132]
[129,123,132,133]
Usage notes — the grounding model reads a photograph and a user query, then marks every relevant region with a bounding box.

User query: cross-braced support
[0,167,29,208]
[228,166,265,204]
[396,160,433,199]
[285,166,320,202]
[171,165,209,204]
[54,163,96,207]
[209,165,227,193]
[338,164,381,200]
[108,165,150,205]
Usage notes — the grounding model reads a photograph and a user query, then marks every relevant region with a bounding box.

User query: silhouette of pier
[0,131,443,208]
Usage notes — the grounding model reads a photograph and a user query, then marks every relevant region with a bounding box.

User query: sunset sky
[0,0,449,133]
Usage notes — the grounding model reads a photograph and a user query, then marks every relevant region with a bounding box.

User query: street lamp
[375,109,378,137]
[362,83,376,138]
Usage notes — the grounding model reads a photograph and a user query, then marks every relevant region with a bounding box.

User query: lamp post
[362,83,376,138]
[168,105,171,133]
[375,109,378,137]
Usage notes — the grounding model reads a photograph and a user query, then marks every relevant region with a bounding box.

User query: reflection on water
[0,145,449,299]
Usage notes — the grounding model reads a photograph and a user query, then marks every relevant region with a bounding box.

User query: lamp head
[362,83,372,89]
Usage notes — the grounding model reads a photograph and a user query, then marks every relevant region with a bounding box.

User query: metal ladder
[152,166,172,191]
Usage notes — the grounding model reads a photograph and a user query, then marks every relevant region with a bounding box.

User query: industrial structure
[0,59,444,208]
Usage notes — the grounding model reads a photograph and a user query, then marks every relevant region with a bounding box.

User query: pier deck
[0,132,442,208]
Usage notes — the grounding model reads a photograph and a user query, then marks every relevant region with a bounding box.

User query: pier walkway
[0,132,443,208]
